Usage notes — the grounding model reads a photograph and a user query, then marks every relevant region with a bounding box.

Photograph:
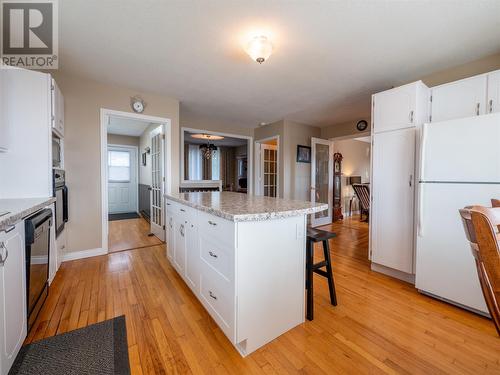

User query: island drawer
[200,263,234,341]
[200,235,234,282]
[198,211,235,247]
[166,200,193,223]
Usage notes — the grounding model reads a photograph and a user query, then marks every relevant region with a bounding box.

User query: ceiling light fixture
[246,36,273,64]
[190,133,225,141]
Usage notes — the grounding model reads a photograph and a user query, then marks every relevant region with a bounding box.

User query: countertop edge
[0,197,56,232]
[165,194,328,222]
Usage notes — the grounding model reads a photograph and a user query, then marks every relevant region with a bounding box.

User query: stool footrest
[313,269,329,278]
[312,261,328,270]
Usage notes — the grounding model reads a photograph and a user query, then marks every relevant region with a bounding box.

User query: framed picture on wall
[296,145,311,163]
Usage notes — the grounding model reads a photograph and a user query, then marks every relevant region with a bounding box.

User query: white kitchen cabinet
[487,70,500,114]
[165,198,306,356]
[51,79,64,138]
[372,81,429,133]
[431,74,487,122]
[0,69,8,152]
[371,128,416,274]
[0,222,27,375]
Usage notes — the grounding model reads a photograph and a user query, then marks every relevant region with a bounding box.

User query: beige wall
[180,111,254,137]
[52,71,179,254]
[254,120,321,200]
[107,134,140,147]
[333,139,371,215]
[321,120,371,139]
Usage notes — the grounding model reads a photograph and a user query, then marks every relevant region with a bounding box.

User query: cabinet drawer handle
[180,208,186,212]
[180,224,185,237]
[166,203,171,206]
[209,291,217,300]
[409,110,414,123]
[208,251,218,258]
[490,99,494,113]
[4,225,15,233]
[208,221,217,226]
[0,242,8,266]
[476,102,480,116]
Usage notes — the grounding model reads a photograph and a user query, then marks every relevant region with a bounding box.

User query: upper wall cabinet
[430,75,487,122]
[487,70,500,114]
[51,79,64,138]
[0,69,8,152]
[372,81,430,133]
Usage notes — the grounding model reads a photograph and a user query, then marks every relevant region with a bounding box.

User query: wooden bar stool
[306,227,338,320]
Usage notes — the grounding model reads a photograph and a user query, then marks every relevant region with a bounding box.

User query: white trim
[107,143,139,213]
[100,109,172,254]
[61,248,108,262]
[181,126,253,194]
[328,131,370,142]
[254,135,280,198]
[310,137,334,227]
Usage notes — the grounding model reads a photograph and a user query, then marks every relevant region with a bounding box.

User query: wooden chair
[492,199,500,232]
[459,206,500,336]
[352,184,370,222]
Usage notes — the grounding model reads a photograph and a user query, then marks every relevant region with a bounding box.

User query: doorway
[318,133,372,262]
[255,136,280,197]
[100,109,172,254]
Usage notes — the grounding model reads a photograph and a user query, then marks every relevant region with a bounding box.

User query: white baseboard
[371,262,415,284]
[62,247,107,262]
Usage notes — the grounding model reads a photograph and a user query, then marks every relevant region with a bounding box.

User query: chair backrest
[460,205,500,335]
[492,199,500,231]
[352,184,370,211]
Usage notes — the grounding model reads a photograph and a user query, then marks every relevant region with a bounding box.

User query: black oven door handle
[62,185,69,223]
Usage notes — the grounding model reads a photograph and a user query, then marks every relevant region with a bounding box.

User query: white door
[431,75,487,122]
[0,222,27,375]
[415,182,495,313]
[487,70,500,114]
[108,145,138,214]
[260,144,278,197]
[373,82,417,133]
[371,128,415,273]
[311,138,333,227]
[150,127,165,241]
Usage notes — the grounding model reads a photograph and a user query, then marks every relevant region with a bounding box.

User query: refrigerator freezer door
[420,113,500,183]
[415,182,500,313]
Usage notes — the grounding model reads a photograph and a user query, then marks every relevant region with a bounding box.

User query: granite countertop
[0,197,56,231]
[165,192,328,222]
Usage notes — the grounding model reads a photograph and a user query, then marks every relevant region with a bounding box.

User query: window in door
[211,150,220,180]
[263,147,277,197]
[108,150,131,182]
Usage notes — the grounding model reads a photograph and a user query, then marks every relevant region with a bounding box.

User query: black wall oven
[53,169,68,237]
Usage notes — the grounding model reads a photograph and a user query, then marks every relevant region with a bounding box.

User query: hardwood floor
[27,219,500,374]
[108,217,163,253]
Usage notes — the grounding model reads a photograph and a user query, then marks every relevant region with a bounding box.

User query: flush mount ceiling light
[246,36,273,64]
[190,134,225,141]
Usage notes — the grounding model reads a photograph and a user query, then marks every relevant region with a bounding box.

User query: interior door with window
[108,146,137,214]
[150,126,165,241]
[311,138,333,227]
[260,144,278,197]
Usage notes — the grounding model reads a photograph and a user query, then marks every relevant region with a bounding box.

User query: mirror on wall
[183,130,248,193]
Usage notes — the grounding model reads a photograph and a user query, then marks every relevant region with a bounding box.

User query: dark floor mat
[108,212,140,221]
[9,316,130,375]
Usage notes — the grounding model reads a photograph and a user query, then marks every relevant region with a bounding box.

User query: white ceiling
[60,1,500,129]
[184,131,248,147]
[107,116,152,137]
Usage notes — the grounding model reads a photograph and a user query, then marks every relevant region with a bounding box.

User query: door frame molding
[310,137,334,227]
[254,135,280,197]
[107,144,139,214]
[100,108,172,253]
[180,126,253,194]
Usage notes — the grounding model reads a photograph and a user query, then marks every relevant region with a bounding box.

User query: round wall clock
[356,120,368,131]
[131,96,145,113]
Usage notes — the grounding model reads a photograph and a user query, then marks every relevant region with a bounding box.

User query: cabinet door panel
[185,221,199,291]
[166,213,174,261]
[373,84,416,133]
[173,218,186,273]
[0,222,27,374]
[431,75,487,122]
[371,128,415,273]
[487,71,500,114]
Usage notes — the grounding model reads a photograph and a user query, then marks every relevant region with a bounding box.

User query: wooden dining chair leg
[322,240,338,306]
[306,240,314,321]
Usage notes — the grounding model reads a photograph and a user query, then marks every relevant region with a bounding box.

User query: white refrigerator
[415,113,500,314]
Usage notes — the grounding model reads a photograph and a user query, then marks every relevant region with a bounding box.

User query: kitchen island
[165,192,327,356]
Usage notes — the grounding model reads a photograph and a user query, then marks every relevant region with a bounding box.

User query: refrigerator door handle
[418,182,424,237]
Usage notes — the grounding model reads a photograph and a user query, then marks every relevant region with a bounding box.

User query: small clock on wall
[356,120,368,132]
[131,96,146,113]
